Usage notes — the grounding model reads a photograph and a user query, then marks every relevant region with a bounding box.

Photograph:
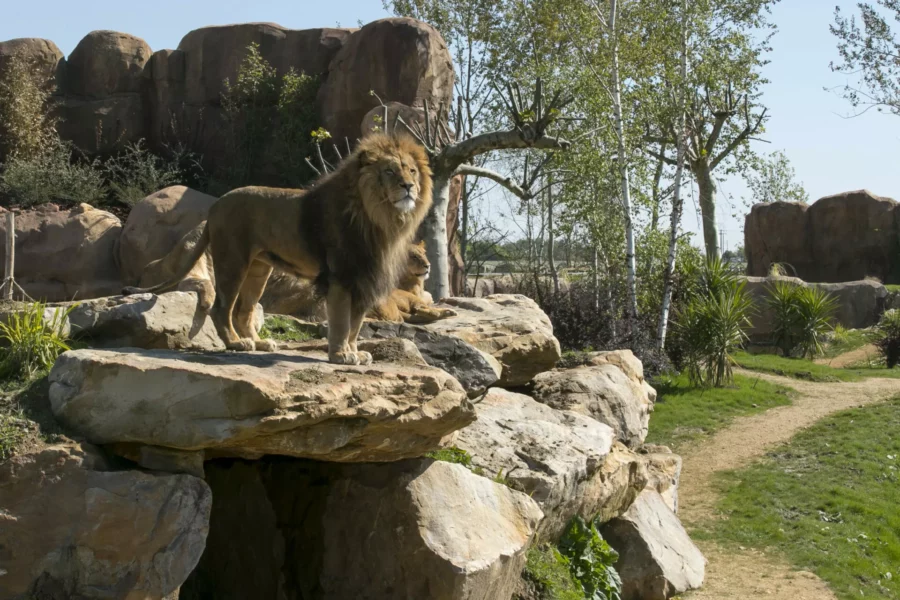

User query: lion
[369,241,457,324]
[123,132,433,365]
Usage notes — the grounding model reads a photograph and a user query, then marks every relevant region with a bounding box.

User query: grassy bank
[646,372,793,449]
[711,399,900,600]
[733,351,900,382]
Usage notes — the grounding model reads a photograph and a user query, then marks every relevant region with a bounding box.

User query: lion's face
[356,135,433,225]
[407,241,430,280]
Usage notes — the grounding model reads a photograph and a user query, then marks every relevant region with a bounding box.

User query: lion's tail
[122,224,211,297]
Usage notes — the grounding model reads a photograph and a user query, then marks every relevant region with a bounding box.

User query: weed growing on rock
[558,516,622,600]
[0,301,75,380]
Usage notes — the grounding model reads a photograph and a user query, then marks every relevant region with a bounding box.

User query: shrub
[0,139,106,207]
[766,282,837,358]
[792,287,838,359]
[874,309,900,368]
[557,516,622,600]
[0,301,75,380]
[103,140,186,206]
[674,259,754,387]
[0,49,57,162]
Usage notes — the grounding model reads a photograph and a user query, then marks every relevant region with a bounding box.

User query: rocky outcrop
[745,190,900,283]
[0,37,65,93]
[641,444,682,513]
[427,295,562,387]
[1,19,451,172]
[0,442,210,600]
[601,490,705,600]
[453,388,647,541]
[318,18,454,142]
[742,276,887,343]
[531,350,656,448]
[56,291,262,351]
[49,347,474,462]
[182,458,542,600]
[0,204,122,301]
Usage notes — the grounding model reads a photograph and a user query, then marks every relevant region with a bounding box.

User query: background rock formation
[745,190,900,283]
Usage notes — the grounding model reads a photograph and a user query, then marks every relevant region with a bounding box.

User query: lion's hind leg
[210,249,254,352]
[234,260,277,352]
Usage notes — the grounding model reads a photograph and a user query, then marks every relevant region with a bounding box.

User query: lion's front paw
[255,338,278,352]
[438,308,457,318]
[356,350,373,366]
[227,338,256,351]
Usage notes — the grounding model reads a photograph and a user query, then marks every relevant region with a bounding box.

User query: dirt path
[815,343,880,368]
[680,369,900,599]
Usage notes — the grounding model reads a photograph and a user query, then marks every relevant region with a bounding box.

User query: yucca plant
[766,280,800,357]
[874,309,900,368]
[0,301,76,380]
[792,287,838,359]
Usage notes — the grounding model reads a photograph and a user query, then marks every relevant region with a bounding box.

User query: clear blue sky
[2,0,899,252]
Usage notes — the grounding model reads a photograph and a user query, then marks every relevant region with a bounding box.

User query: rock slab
[601,490,705,600]
[532,350,656,448]
[0,442,210,600]
[49,347,474,462]
[181,458,542,600]
[453,388,647,541]
[427,294,562,387]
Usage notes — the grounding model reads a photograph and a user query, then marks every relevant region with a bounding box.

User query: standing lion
[124,132,433,366]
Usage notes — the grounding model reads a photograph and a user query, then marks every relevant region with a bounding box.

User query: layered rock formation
[745,190,900,283]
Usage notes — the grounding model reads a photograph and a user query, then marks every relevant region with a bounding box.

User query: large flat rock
[427,294,561,387]
[453,388,647,541]
[0,442,210,600]
[48,348,474,462]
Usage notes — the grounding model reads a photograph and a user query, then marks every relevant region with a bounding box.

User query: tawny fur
[123,132,433,365]
[369,241,457,324]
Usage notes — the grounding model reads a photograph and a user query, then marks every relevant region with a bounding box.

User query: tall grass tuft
[0,301,76,380]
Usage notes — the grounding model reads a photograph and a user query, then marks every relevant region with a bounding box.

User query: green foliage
[103,140,187,206]
[220,43,322,190]
[0,139,106,207]
[674,258,754,387]
[0,412,28,460]
[766,282,837,359]
[874,309,900,368]
[647,372,793,449]
[714,399,900,600]
[744,150,809,205]
[0,302,75,381]
[258,315,315,343]
[425,446,474,467]
[0,49,57,162]
[558,517,622,600]
[521,545,585,600]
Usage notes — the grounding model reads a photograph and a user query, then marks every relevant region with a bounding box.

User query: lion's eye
[410,168,417,175]
[385,169,395,176]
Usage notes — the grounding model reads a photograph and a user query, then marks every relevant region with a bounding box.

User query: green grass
[884,284,900,294]
[711,399,900,600]
[823,327,873,359]
[733,351,900,382]
[646,372,793,449]
[259,315,316,342]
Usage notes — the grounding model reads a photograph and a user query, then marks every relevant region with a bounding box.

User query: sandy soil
[678,369,900,599]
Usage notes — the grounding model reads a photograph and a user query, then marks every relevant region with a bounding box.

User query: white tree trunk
[547,177,560,295]
[609,0,639,330]
[424,173,453,300]
[657,0,690,351]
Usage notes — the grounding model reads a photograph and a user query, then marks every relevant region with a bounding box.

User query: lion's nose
[400,182,413,192]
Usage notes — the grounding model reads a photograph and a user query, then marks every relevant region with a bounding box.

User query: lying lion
[124,132,433,365]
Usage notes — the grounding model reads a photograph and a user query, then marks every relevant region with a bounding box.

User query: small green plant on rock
[557,516,622,600]
[0,301,76,380]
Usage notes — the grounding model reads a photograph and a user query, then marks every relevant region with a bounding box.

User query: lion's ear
[416,240,426,249]
[358,149,377,166]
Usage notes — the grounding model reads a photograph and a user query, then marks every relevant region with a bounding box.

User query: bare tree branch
[455,164,532,199]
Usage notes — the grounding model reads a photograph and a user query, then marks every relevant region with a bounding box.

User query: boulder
[318,18,454,142]
[742,276,887,343]
[808,190,898,283]
[453,388,647,541]
[427,295,561,387]
[118,185,218,284]
[182,458,542,600]
[744,201,812,278]
[0,442,210,600]
[0,204,123,301]
[353,319,502,396]
[0,37,65,92]
[531,350,656,448]
[55,291,262,351]
[361,101,425,137]
[49,347,474,462]
[601,490,705,600]
[641,444,682,513]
